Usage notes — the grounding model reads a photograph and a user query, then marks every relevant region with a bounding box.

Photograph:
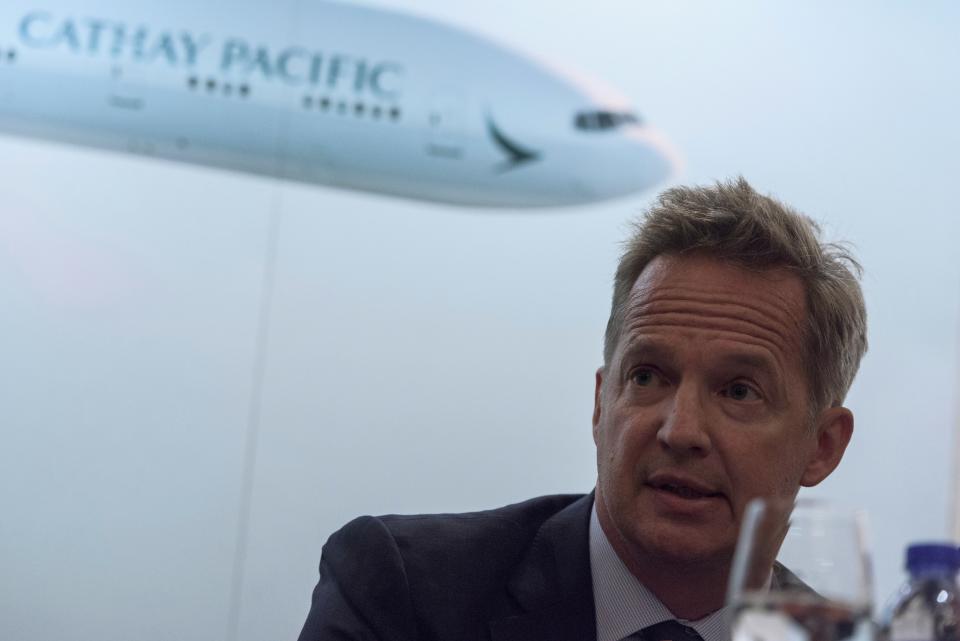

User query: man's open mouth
[648,478,723,500]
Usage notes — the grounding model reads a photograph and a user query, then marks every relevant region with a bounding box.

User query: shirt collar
[589,500,729,641]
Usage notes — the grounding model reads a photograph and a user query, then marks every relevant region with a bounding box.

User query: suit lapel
[489,494,597,641]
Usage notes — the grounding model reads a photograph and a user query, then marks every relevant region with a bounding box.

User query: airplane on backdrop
[0,1,679,207]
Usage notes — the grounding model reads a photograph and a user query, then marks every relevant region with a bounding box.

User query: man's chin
[629,524,734,568]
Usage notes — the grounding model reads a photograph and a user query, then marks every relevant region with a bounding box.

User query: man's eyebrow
[722,352,781,377]
[619,340,673,365]
[621,342,781,375]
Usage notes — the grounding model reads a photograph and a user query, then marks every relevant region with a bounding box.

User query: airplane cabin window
[186,75,251,99]
[574,110,642,131]
[297,95,398,121]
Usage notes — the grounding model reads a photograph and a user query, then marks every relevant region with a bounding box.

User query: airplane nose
[622,126,682,193]
[571,125,681,202]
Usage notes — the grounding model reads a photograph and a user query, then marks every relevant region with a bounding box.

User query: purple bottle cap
[906,542,960,575]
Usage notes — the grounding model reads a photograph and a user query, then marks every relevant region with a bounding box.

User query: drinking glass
[727,498,874,641]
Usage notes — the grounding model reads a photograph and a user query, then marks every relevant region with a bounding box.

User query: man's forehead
[630,254,807,316]
[621,253,809,359]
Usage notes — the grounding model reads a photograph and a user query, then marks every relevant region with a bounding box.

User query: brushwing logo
[486,117,540,172]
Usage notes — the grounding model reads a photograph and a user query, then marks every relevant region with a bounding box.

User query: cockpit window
[574,110,642,131]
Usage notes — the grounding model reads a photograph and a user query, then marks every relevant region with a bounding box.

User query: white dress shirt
[590,501,729,641]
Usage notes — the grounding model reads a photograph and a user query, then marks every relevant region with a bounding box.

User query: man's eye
[722,382,761,401]
[631,369,659,386]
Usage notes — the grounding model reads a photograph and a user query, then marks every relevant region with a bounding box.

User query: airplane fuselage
[0,2,676,207]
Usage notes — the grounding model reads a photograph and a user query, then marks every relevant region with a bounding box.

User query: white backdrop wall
[2,2,959,640]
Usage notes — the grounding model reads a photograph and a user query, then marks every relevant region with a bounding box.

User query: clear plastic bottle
[881,543,960,641]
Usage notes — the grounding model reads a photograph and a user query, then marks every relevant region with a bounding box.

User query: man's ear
[592,367,604,444]
[800,406,854,487]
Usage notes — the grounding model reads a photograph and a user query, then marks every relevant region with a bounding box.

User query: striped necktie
[630,620,706,641]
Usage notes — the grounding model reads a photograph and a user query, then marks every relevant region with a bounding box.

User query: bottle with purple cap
[881,543,960,641]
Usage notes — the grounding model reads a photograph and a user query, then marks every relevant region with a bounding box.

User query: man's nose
[657,384,712,455]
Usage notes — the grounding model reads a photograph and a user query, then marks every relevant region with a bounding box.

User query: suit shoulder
[325,493,585,560]
[332,494,585,584]
[310,515,418,640]
[380,493,586,542]
[381,494,586,595]
[314,494,588,637]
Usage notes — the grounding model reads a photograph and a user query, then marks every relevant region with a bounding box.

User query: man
[298,177,867,641]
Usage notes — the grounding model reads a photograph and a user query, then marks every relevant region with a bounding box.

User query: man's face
[593,254,845,568]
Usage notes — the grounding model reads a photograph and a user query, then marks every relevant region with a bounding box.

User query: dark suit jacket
[298,493,597,641]
[297,492,808,641]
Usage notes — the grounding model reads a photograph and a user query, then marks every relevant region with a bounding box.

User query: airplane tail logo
[486,116,540,172]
